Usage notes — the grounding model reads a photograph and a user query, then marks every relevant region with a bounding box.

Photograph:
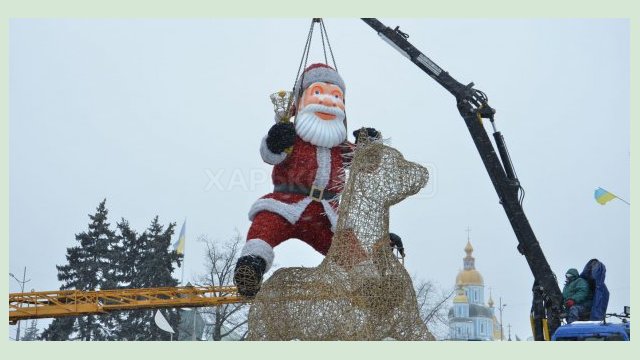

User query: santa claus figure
[234,63,379,296]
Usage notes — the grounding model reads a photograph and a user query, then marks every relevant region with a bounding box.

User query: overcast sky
[9,19,629,340]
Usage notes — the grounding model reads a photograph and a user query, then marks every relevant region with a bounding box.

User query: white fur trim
[260,135,288,165]
[320,201,338,233]
[313,147,331,188]
[248,197,337,232]
[240,239,275,271]
[295,67,346,96]
[248,197,313,224]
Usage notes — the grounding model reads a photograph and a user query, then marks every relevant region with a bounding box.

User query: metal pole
[499,297,507,341]
[180,219,186,285]
[180,262,185,285]
[193,309,197,341]
[9,267,30,341]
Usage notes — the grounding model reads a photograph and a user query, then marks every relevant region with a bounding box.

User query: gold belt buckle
[309,185,325,201]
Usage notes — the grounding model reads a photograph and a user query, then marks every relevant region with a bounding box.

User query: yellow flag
[172,220,186,255]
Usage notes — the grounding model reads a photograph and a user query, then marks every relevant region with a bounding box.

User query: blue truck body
[551,320,630,341]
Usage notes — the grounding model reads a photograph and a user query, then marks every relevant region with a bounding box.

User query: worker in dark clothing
[389,233,405,258]
[562,268,593,323]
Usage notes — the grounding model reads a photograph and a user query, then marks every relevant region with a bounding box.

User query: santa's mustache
[299,103,345,119]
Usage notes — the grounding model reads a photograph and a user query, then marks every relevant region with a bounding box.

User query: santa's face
[295,82,347,148]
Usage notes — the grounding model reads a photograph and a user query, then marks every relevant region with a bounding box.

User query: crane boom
[362,18,564,340]
[9,285,244,324]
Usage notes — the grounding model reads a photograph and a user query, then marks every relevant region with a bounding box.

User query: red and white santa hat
[293,63,346,107]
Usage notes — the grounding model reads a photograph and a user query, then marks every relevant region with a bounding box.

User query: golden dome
[465,240,474,254]
[456,269,484,286]
[456,238,484,285]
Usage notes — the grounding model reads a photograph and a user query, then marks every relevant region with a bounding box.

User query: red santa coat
[241,132,357,271]
[249,135,351,233]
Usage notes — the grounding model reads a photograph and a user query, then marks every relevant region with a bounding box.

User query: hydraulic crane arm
[9,285,244,324]
[362,18,564,340]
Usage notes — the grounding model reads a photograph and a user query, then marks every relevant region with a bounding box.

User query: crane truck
[361,18,625,340]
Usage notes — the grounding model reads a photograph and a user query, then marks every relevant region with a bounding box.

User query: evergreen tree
[40,317,75,340]
[113,219,147,340]
[116,219,141,288]
[93,218,139,340]
[138,216,181,288]
[41,199,118,341]
[41,201,182,341]
[116,216,182,340]
[21,320,40,341]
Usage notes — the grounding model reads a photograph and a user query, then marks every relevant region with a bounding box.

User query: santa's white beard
[295,104,347,148]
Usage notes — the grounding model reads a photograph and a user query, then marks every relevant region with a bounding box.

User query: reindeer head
[349,139,429,207]
[329,135,430,264]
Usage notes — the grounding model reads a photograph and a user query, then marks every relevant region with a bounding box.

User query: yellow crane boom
[9,285,247,325]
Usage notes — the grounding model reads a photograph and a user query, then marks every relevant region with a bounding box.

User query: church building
[448,238,502,340]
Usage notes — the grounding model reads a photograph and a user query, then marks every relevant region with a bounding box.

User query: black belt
[273,184,338,201]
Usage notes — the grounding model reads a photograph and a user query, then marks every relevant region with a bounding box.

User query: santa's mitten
[233,255,267,297]
[353,127,381,144]
[266,122,296,153]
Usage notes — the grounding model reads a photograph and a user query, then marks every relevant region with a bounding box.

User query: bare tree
[414,278,455,340]
[197,231,249,341]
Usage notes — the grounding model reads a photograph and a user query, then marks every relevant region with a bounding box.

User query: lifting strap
[288,18,340,118]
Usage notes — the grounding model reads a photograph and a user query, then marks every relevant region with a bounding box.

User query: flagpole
[181,261,185,285]
[608,190,631,205]
[173,218,187,285]
[614,195,630,205]
[181,218,186,285]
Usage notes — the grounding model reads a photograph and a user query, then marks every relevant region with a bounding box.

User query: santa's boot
[233,255,267,297]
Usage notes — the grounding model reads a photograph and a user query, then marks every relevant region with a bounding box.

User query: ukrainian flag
[594,187,616,205]
[173,220,186,255]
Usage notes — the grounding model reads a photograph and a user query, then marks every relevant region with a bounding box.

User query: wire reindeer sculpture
[247,135,433,340]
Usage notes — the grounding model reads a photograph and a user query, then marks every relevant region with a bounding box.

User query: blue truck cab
[552,320,630,341]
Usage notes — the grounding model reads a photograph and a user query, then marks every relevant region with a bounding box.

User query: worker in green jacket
[562,268,593,323]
